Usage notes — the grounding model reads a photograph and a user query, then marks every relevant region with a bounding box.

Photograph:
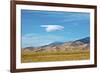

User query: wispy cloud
[22,34,64,48]
[41,25,64,32]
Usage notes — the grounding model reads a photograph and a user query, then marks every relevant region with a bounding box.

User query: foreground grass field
[21,50,90,63]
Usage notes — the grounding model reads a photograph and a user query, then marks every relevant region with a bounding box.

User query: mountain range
[22,37,90,53]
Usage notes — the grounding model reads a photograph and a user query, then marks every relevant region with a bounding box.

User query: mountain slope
[22,37,90,52]
[74,37,90,44]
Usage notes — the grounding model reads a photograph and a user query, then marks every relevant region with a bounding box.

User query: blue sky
[21,9,90,48]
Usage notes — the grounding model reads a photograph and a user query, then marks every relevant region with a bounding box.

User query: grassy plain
[21,50,90,63]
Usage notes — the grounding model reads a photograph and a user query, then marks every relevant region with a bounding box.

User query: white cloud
[41,25,64,32]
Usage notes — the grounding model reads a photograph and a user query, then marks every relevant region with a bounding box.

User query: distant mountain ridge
[42,41,64,47]
[22,37,90,52]
[74,37,90,44]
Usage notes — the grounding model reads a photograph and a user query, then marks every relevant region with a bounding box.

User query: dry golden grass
[21,50,90,63]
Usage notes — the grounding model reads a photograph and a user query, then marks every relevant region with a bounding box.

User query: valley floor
[21,50,90,63]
